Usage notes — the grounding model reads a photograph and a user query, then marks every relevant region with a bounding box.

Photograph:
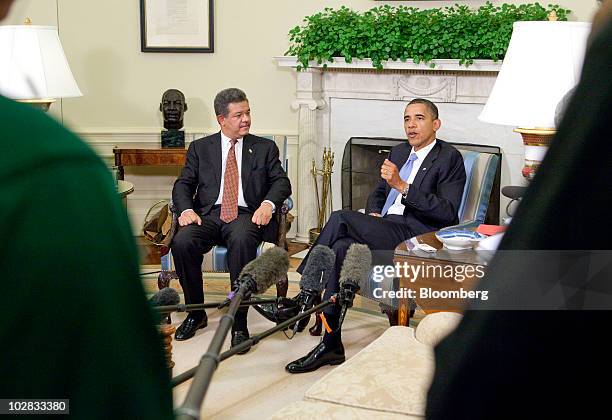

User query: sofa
[269,312,462,419]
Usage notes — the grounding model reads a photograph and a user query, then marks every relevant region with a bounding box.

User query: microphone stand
[290,289,319,336]
[155,297,279,315]
[172,298,336,388]
[174,280,254,420]
[337,281,359,332]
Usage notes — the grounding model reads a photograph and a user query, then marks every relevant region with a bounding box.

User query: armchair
[156,135,293,298]
[307,142,500,334]
[157,198,293,294]
[364,142,501,325]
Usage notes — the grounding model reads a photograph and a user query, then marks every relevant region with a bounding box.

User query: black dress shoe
[285,341,345,374]
[231,329,251,354]
[253,303,280,323]
[253,297,299,325]
[295,316,310,332]
[175,314,208,341]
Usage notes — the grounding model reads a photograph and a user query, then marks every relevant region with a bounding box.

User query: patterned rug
[169,301,389,419]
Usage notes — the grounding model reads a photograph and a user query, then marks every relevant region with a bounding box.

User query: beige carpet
[170,303,389,419]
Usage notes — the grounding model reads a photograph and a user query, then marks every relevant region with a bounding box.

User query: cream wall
[5,0,600,133]
[3,0,600,234]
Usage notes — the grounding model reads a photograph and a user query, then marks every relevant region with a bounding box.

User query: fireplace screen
[341,137,404,211]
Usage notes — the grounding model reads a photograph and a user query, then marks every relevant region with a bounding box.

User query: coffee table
[393,231,491,326]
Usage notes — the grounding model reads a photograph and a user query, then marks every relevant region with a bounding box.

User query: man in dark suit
[171,88,291,349]
[286,98,466,373]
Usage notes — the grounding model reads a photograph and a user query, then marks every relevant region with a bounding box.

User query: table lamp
[478,18,591,181]
[0,18,81,112]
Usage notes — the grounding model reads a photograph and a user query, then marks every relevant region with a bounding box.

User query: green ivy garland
[286,2,570,70]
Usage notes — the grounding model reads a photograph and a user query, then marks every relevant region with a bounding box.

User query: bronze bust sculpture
[160,89,188,130]
[159,89,187,148]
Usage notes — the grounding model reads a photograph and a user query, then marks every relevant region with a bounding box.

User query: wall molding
[74,128,298,136]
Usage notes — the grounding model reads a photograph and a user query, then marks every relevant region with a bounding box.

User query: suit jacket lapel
[411,140,440,188]
[211,132,222,189]
[241,134,254,190]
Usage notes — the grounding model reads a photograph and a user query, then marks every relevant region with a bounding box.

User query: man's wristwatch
[401,183,410,198]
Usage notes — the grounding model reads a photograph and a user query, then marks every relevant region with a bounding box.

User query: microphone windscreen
[501,185,526,200]
[299,245,335,292]
[339,244,372,290]
[239,247,289,294]
[149,287,180,307]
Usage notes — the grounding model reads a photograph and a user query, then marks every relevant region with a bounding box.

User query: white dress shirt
[386,139,437,216]
[215,132,248,207]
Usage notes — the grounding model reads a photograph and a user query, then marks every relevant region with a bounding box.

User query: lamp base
[16,98,55,112]
[514,128,556,181]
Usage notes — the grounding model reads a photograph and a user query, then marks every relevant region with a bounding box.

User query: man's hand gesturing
[381,159,408,193]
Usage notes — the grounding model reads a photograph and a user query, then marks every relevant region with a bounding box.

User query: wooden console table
[393,231,491,326]
[113,148,186,180]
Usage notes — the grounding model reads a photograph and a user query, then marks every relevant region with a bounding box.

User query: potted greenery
[286,2,570,70]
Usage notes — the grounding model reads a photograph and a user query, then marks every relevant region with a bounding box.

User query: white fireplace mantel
[276,56,503,72]
[277,56,515,243]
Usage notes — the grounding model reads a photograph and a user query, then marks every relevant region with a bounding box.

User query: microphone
[337,244,372,328]
[173,295,338,387]
[292,245,335,334]
[175,246,289,420]
[501,185,526,201]
[149,287,180,307]
[149,287,180,325]
[148,287,181,370]
[237,246,290,297]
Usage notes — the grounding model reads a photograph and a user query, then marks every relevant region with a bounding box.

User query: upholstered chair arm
[275,198,293,250]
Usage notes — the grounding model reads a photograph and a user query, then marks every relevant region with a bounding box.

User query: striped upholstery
[161,135,291,273]
[457,149,500,227]
[206,241,276,272]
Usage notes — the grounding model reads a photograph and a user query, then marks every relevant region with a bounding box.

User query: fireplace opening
[342,137,403,211]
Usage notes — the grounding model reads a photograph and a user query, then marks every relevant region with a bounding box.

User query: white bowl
[435,228,487,250]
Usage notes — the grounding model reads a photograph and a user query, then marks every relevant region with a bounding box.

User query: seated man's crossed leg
[286,210,414,373]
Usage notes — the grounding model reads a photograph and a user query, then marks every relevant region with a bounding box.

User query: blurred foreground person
[0,1,173,418]
[427,2,612,419]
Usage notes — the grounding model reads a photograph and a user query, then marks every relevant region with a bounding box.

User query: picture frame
[140,0,214,53]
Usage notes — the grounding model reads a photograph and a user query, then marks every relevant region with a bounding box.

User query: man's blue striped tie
[381,153,418,216]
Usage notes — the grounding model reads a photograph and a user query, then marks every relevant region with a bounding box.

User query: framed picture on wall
[140,0,214,53]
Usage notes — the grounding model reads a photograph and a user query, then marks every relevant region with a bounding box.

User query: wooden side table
[393,232,490,326]
[113,148,186,180]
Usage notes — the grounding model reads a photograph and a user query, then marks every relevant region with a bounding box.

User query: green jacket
[0,96,174,419]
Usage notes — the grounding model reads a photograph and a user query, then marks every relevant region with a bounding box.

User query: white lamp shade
[0,25,82,100]
[479,21,590,129]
